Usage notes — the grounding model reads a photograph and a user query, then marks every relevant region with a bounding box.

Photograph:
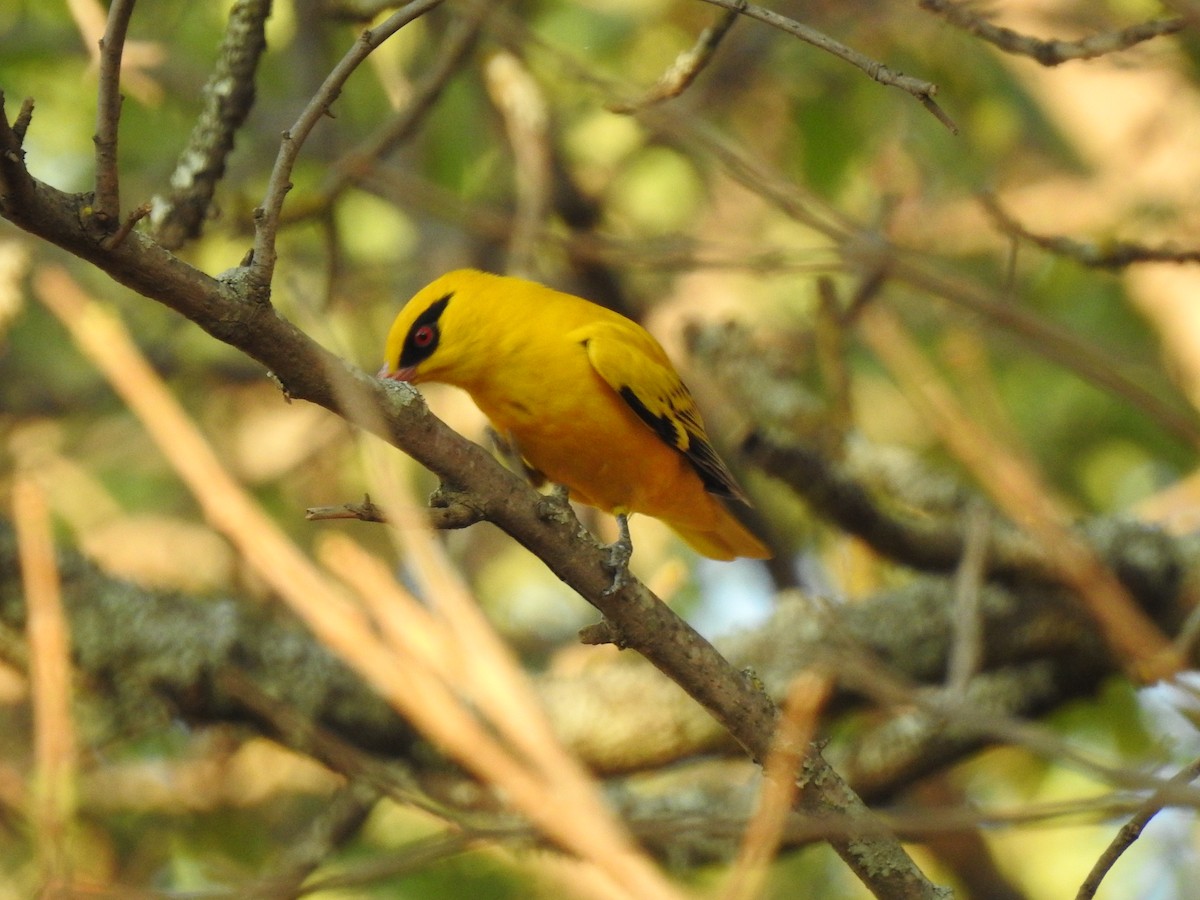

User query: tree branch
[694,0,958,133]
[632,104,1200,448]
[151,0,272,249]
[285,1,487,224]
[1076,755,1200,899]
[0,93,35,209]
[248,0,449,294]
[0,93,947,898]
[982,191,1200,269]
[93,0,137,223]
[920,1,1185,66]
[2,515,1194,860]
[608,4,741,113]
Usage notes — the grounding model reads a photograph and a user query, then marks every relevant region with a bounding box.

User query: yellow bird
[379,269,770,562]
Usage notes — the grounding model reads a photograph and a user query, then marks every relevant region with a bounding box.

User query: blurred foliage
[3,0,1200,897]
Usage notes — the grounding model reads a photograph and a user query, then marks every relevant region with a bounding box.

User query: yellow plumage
[380,269,770,561]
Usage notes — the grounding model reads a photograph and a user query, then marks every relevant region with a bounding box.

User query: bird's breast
[464,351,710,523]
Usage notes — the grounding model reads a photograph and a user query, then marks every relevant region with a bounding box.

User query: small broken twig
[609,3,742,113]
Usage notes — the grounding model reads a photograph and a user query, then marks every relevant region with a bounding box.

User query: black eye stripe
[398,292,452,368]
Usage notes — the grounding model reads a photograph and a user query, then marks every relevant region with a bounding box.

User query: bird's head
[379,269,493,386]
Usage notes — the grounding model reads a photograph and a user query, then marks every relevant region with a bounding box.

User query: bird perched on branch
[379,269,770,565]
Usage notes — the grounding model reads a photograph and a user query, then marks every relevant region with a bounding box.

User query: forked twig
[1076,756,1200,899]
[694,0,958,133]
[921,0,1184,66]
[248,0,449,293]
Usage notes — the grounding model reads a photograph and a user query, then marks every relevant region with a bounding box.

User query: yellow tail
[668,506,771,561]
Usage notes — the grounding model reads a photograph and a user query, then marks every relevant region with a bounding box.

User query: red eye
[412,324,435,348]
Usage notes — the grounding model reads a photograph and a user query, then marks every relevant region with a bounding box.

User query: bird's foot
[601,514,634,596]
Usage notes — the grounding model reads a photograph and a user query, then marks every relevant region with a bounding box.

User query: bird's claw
[601,514,634,595]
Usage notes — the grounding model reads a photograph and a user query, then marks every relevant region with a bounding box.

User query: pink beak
[378,364,417,382]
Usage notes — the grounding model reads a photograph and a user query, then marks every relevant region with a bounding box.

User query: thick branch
[2,518,1194,840]
[741,432,1186,618]
[151,0,272,249]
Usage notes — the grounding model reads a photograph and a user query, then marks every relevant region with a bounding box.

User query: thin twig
[285,6,486,224]
[305,491,486,530]
[101,201,150,249]
[920,1,1185,67]
[982,192,1200,269]
[93,0,138,223]
[246,780,382,898]
[13,97,34,146]
[946,499,989,695]
[248,0,449,294]
[1076,756,1200,899]
[306,494,388,523]
[609,3,742,113]
[694,0,958,133]
[294,832,480,897]
[0,95,33,209]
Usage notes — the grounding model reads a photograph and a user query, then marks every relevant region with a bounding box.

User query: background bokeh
[3,0,1200,897]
